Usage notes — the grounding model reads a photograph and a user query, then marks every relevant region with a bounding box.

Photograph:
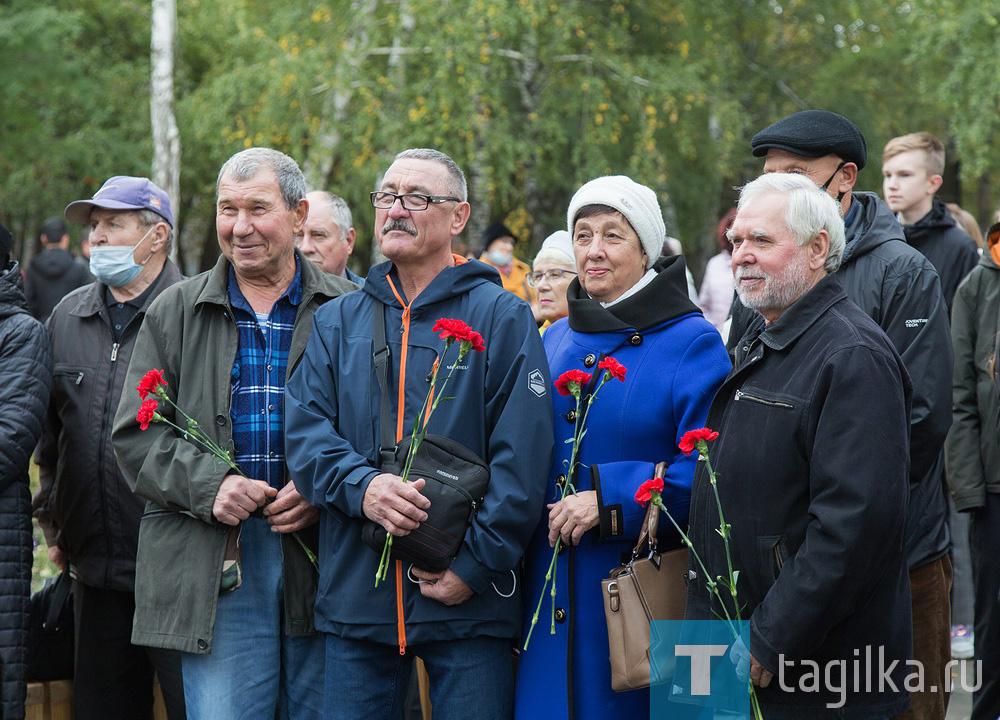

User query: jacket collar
[195,249,342,310]
[758,273,847,352]
[72,259,183,318]
[566,255,699,333]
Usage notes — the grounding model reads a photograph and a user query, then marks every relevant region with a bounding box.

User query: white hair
[735,173,846,272]
[309,191,353,237]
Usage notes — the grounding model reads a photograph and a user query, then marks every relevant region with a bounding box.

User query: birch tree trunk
[151,0,181,263]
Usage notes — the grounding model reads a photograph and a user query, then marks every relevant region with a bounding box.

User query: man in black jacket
[23,217,92,322]
[729,109,953,720]
[0,222,52,720]
[32,177,185,720]
[687,173,912,719]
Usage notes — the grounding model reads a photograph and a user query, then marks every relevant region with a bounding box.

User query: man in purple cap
[33,176,185,719]
[727,110,953,720]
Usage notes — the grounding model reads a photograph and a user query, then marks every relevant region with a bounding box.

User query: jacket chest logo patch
[528,369,546,398]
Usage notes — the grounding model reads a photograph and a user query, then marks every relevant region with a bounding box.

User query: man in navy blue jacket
[286,148,554,720]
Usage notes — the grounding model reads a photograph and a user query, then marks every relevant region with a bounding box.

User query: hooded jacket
[0,261,51,719]
[111,252,354,653]
[285,257,553,648]
[946,223,1000,510]
[24,248,92,322]
[687,274,912,719]
[514,257,731,720]
[33,262,183,592]
[729,191,952,571]
[901,197,979,313]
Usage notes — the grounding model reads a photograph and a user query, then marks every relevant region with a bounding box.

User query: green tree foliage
[1,0,154,259]
[2,0,997,273]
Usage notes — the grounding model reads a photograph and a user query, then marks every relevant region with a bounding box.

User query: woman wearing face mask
[528,230,576,333]
[478,221,537,313]
[515,175,731,720]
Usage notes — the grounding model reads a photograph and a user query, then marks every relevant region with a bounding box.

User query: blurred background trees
[2,0,998,277]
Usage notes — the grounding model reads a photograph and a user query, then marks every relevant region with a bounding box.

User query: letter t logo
[675,645,729,695]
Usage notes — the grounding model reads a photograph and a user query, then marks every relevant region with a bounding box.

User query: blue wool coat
[514,257,730,720]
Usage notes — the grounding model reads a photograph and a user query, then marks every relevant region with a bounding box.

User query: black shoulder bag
[361,301,491,572]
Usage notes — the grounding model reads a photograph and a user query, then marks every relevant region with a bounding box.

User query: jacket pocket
[734,387,796,409]
[756,534,788,587]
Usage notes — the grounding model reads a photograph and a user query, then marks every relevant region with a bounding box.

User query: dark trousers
[892,554,952,720]
[72,581,185,720]
[970,494,1000,719]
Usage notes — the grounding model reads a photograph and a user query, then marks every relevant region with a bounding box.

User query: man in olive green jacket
[113,148,355,720]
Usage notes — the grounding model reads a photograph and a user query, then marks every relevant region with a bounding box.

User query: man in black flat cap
[727,109,953,720]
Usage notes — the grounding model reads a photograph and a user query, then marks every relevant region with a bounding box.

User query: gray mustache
[382,220,417,236]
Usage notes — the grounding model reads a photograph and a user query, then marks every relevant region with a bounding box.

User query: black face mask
[819,161,848,201]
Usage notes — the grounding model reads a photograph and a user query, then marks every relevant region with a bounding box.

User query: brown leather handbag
[602,462,688,692]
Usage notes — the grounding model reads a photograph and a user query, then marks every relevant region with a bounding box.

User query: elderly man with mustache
[285,148,553,720]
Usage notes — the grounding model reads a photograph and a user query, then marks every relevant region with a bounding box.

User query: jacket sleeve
[285,312,382,516]
[743,345,910,671]
[945,273,987,511]
[449,302,554,594]
[592,329,732,542]
[0,313,52,494]
[111,301,230,524]
[32,315,61,545]
[878,261,952,486]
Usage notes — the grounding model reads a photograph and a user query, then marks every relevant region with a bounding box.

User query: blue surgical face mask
[488,250,513,266]
[89,226,154,287]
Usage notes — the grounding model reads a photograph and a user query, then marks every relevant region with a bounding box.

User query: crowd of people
[0,107,997,720]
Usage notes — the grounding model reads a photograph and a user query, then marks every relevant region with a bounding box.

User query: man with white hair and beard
[682,173,913,719]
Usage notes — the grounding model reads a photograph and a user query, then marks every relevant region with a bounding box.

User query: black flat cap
[751,109,867,169]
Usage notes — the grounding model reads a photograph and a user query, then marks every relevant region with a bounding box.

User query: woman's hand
[547,490,599,547]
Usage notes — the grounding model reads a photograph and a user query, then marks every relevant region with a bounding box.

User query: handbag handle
[632,462,667,559]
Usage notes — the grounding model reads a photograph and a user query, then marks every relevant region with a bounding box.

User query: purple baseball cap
[65,176,174,227]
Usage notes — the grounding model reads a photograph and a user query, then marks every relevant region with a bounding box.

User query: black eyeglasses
[369,191,461,211]
[527,269,577,287]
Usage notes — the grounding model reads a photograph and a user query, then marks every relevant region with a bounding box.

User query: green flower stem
[652,439,762,720]
[522,542,559,651]
[523,371,613,650]
[374,340,470,588]
[152,402,319,572]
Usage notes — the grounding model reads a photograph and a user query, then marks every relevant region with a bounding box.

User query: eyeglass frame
[369,191,461,211]
[526,268,578,287]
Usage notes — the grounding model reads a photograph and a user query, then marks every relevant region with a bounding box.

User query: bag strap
[632,461,667,558]
[371,299,396,467]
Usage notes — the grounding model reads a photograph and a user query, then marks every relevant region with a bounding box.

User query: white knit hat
[566,175,665,269]
[534,230,575,268]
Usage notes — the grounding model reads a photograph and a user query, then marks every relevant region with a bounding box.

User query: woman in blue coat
[514,176,731,719]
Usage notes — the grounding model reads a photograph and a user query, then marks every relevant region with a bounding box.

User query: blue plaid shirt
[227,260,302,489]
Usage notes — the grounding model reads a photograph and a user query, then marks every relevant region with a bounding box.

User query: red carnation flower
[432,318,485,354]
[554,369,592,397]
[598,356,627,382]
[679,427,719,455]
[634,477,664,506]
[136,399,159,431]
[137,369,168,400]
[465,330,486,353]
[433,318,473,343]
